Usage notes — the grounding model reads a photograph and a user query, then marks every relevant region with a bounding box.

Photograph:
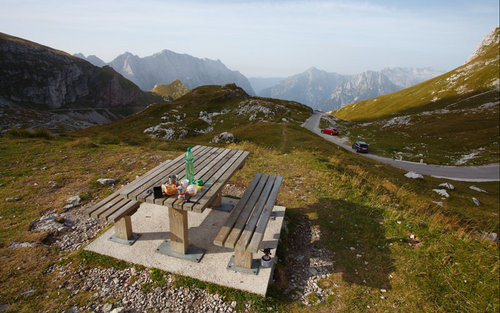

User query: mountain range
[76,51,255,95]
[76,50,441,112]
[259,67,442,111]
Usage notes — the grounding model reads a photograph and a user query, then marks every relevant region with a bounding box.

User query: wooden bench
[213,173,283,272]
[85,191,141,244]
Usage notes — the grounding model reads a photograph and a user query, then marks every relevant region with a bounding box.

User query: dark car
[320,127,339,135]
[352,141,369,153]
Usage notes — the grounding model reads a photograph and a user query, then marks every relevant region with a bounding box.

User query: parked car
[352,141,369,153]
[320,127,339,135]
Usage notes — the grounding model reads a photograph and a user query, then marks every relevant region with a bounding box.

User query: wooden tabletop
[119,145,250,213]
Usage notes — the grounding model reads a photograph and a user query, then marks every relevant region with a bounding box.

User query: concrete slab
[85,197,286,296]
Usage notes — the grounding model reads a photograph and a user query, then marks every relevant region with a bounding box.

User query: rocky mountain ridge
[76,50,255,95]
[0,32,161,133]
[259,66,441,111]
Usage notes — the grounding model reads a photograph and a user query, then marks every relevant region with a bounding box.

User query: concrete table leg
[168,206,189,254]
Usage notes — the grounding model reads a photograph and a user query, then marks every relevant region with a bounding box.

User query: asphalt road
[302,112,500,182]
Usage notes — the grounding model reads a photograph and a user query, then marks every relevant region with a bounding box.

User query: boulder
[469,186,487,193]
[97,178,116,185]
[438,182,455,190]
[404,171,423,179]
[432,189,450,198]
[211,132,235,144]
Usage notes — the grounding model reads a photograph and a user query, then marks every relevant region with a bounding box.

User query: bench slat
[224,174,270,249]
[234,175,276,252]
[247,175,283,253]
[191,151,250,213]
[213,173,262,247]
[85,191,121,217]
[108,199,141,222]
[90,195,128,219]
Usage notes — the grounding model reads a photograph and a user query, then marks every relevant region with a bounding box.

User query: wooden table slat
[172,148,238,209]
[120,145,202,197]
[134,146,215,202]
[223,173,269,248]
[247,175,283,253]
[162,147,229,207]
[235,175,276,251]
[142,147,222,204]
[213,173,262,247]
[190,150,249,213]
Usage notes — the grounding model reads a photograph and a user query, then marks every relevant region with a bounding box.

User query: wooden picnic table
[119,145,249,260]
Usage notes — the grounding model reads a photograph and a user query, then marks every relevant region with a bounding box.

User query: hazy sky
[0,0,498,77]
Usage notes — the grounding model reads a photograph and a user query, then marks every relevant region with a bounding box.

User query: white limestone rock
[404,171,423,179]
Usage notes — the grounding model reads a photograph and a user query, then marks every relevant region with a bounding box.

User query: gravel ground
[21,198,338,311]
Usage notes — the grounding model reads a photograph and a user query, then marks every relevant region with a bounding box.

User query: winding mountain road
[302,112,500,182]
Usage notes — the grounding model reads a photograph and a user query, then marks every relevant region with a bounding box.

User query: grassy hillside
[0,123,498,312]
[77,83,313,144]
[329,28,499,165]
[150,79,190,101]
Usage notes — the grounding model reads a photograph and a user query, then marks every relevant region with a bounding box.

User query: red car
[320,127,339,135]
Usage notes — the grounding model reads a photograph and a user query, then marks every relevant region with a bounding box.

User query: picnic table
[119,145,250,261]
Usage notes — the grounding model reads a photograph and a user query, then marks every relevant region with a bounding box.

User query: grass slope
[77,83,313,144]
[150,79,190,101]
[0,125,498,312]
[329,28,499,165]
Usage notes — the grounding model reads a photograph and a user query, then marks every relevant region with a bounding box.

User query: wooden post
[114,216,133,240]
[234,249,252,269]
[169,206,189,254]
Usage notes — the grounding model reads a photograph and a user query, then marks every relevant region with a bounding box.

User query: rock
[469,186,487,193]
[380,289,387,293]
[432,189,449,198]
[97,178,116,185]
[49,181,59,188]
[110,307,124,313]
[432,201,443,207]
[21,287,35,297]
[102,303,113,312]
[63,306,79,313]
[397,221,402,224]
[0,304,8,311]
[41,166,48,170]
[66,195,81,206]
[211,132,235,144]
[438,182,454,190]
[6,197,21,202]
[472,197,480,206]
[478,231,498,242]
[9,242,38,249]
[404,171,423,179]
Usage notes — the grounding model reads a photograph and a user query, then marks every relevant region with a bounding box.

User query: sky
[0,0,498,77]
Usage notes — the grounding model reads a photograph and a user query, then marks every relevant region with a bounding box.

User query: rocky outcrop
[0,32,161,132]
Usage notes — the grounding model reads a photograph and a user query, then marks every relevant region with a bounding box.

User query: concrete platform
[85,197,286,296]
